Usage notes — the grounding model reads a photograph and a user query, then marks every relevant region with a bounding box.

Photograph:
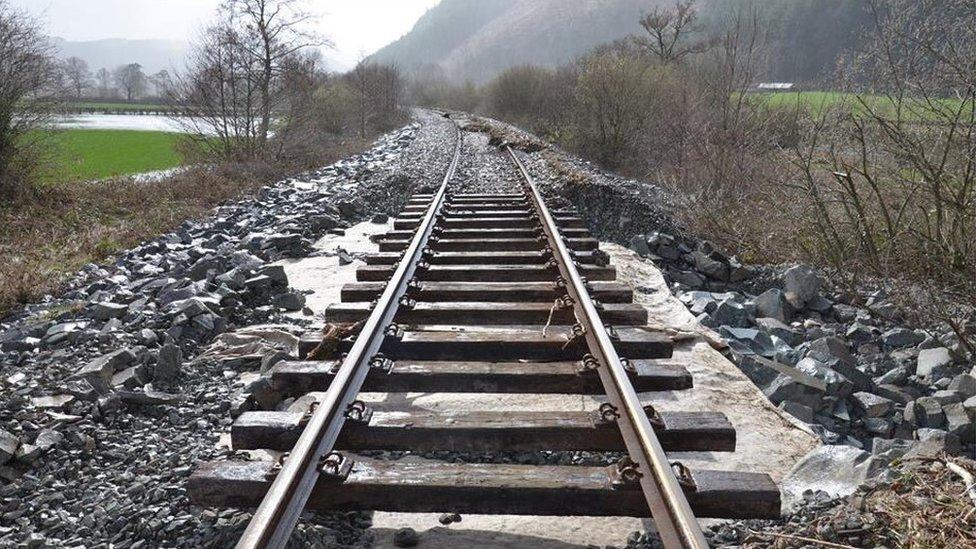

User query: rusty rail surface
[235,127,463,549]
[507,147,709,549]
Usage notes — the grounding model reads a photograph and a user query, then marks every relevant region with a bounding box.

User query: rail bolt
[344,400,373,424]
[670,461,697,493]
[609,457,643,490]
[643,404,666,430]
[595,402,621,427]
[577,354,601,376]
[319,452,353,483]
[369,354,395,373]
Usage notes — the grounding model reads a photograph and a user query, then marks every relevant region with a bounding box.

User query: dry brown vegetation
[0,140,367,317]
[412,0,976,348]
[0,0,408,319]
[745,457,976,548]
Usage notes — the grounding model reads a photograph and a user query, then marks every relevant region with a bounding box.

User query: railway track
[188,125,780,548]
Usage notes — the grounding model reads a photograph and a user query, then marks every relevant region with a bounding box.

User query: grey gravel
[0,110,457,548]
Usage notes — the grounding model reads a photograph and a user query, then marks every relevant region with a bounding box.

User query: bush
[0,1,61,197]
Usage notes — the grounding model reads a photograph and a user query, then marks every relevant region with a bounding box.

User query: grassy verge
[42,129,185,183]
[0,138,370,318]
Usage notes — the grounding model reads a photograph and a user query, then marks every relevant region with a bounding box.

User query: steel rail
[506,147,708,549]
[236,127,462,549]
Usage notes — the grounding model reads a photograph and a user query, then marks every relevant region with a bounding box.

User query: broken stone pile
[0,119,446,546]
[630,230,975,460]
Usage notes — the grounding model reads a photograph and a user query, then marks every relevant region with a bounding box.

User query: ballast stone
[916,347,953,380]
[90,302,128,321]
[881,328,925,349]
[754,289,793,323]
[851,392,894,418]
[154,344,183,383]
[0,429,19,465]
[783,265,821,308]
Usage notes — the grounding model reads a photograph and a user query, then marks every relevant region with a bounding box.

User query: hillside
[371,0,871,85]
[371,0,650,84]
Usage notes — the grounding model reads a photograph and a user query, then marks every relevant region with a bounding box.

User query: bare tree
[95,68,114,98]
[345,60,404,138]
[272,50,326,158]
[114,63,146,102]
[0,0,61,196]
[172,21,264,160]
[574,50,654,167]
[636,0,715,64]
[787,0,976,348]
[150,70,173,98]
[61,56,91,98]
[221,0,324,145]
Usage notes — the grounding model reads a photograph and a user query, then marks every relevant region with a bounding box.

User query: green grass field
[752,91,972,120]
[44,129,184,183]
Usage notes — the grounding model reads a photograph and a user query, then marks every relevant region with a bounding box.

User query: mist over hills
[371,0,871,85]
[371,0,651,84]
[51,37,355,76]
[52,38,189,74]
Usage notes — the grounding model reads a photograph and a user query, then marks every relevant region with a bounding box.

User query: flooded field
[53,114,213,134]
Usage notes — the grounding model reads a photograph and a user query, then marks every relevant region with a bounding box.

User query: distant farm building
[757,83,796,91]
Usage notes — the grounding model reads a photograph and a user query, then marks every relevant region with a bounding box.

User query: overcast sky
[9,0,441,70]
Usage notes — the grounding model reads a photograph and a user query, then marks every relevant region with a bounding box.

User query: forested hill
[370,0,872,84]
[370,0,649,84]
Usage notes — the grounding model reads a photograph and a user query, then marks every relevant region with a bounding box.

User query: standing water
[54,114,215,135]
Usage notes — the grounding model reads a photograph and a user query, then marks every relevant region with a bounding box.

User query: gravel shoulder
[0,110,457,548]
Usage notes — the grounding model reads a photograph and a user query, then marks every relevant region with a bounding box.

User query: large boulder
[690,251,730,282]
[907,428,963,457]
[905,397,946,428]
[154,343,183,382]
[783,265,821,309]
[69,348,136,393]
[719,327,777,357]
[942,403,974,442]
[795,357,854,397]
[754,289,794,323]
[806,337,875,392]
[273,292,306,312]
[850,391,894,418]
[916,347,953,381]
[737,355,827,410]
[712,299,752,328]
[90,302,128,321]
[882,328,925,349]
[755,317,803,346]
[628,235,651,257]
[781,445,885,510]
[0,429,19,465]
[948,374,976,399]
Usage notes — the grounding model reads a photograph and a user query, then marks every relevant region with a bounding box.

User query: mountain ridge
[370,0,652,84]
[370,0,872,85]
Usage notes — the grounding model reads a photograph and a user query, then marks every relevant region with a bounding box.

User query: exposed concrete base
[278,224,818,548]
[277,219,394,327]
[370,516,652,549]
[605,243,820,486]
